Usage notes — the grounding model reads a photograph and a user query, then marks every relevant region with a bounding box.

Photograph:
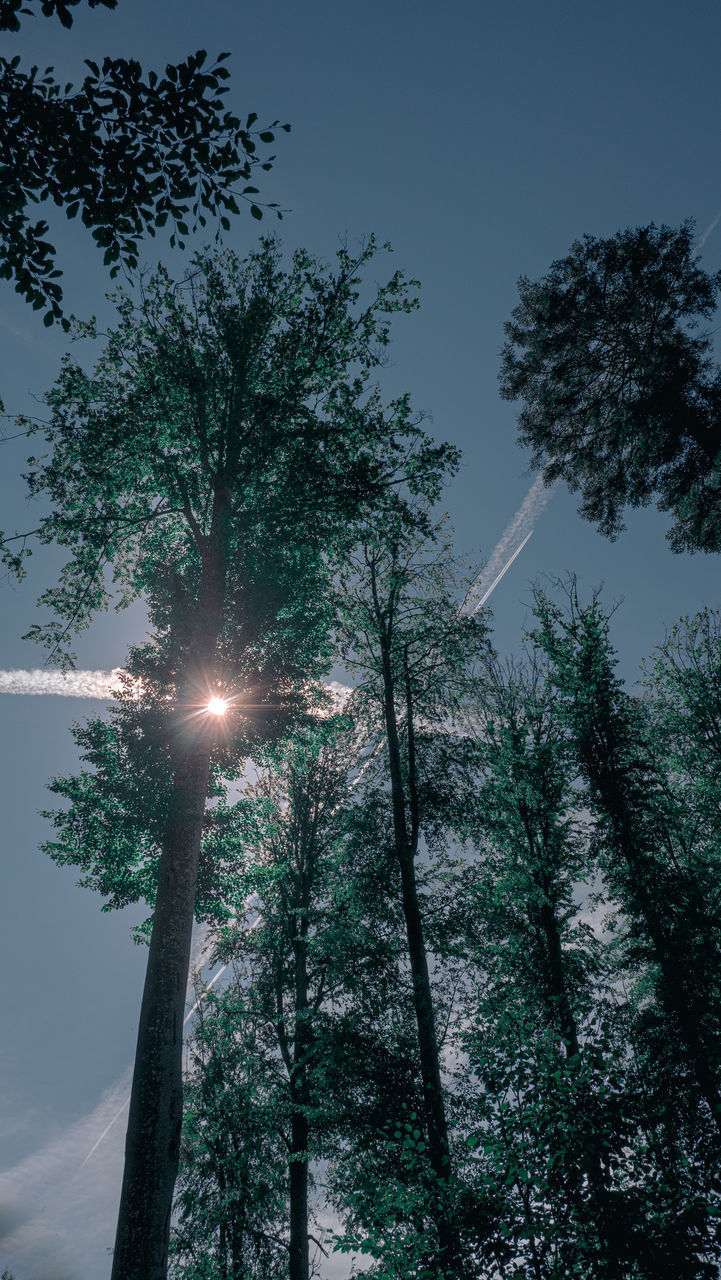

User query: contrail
[469,529,533,613]
[0,486,552,699]
[80,909,263,1168]
[13,491,551,1175]
[695,210,721,252]
[461,474,554,616]
[0,667,124,697]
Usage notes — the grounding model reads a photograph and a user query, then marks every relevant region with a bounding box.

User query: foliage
[0,0,289,324]
[170,983,289,1280]
[499,221,721,551]
[7,235,455,666]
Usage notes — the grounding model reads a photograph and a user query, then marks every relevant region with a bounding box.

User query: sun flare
[206,696,229,717]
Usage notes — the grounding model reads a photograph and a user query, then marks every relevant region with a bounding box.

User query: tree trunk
[112,513,228,1279]
[376,631,459,1274]
[111,746,212,1279]
[289,1107,310,1280]
[289,910,310,1280]
[592,765,721,1137]
[537,895,625,1279]
[538,898,580,1061]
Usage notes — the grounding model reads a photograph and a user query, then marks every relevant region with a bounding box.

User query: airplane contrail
[461,474,554,616]
[695,209,721,252]
[468,528,534,614]
[0,667,124,697]
[80,910,263,1168]
[0,484,554,698]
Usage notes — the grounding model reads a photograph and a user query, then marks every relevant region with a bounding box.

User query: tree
[338,519,487,1276]
[499,222,721,552]
[214,725,361,1280]
[531,581,721,1140]
[14,235,458,1279]
[171,982,290,1280]
[0,0,289,325]
[459,652,703,1278]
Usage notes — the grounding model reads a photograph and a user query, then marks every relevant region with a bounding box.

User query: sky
[2,0,721,1274]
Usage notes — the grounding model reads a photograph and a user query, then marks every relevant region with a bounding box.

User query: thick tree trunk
[538,899,581,1061]
[111,746,212,1279]
[289,1108,310,1280]
[112,510,229,1279]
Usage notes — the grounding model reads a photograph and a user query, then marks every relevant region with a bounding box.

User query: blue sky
[1,0,721,1273]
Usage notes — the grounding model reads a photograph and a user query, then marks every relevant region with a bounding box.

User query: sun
[206,696,229,717]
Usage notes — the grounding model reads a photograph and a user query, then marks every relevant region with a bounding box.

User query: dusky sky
[1,1,721,1274]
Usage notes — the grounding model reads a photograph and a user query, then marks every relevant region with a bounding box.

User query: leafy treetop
[500,222,721,553]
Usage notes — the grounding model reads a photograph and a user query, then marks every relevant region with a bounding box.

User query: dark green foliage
[499,222,721,551]
[0,0,289,324]
[9,235,454,665]
[459,642,721,1277]
[530,582,721,1129]
[170,984,289,1280]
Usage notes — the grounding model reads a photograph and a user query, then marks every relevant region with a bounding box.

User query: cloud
[0,1069,130,1279]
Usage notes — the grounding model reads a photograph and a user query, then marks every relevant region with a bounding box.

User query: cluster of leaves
[1,0,290,324]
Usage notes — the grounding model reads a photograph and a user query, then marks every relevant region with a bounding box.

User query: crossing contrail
[4,486,553,1179]
[0,479,553,698]
[467,528,534,613]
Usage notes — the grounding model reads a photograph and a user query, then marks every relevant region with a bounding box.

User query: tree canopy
[499,222,721,552]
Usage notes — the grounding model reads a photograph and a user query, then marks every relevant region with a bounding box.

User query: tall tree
[338,519,486,1276]
[215,725,360,1280]
[12,235,458,1279]
[171,981,290,1280]
[462,655,648,1277]
[0,0,289,325]
[499,222,721,552]
[531,582,721,1139]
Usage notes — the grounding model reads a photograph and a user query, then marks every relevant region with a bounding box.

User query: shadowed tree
[0,0,289,325]
[6,235,458,1279]
[499,222,721,552]
[460,653,701,1278]
[170,981,290,1280]
[338,519,487,1277]
[531,581,721,1141]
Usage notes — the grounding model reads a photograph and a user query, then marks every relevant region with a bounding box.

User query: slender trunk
[376,627,459,1274]
[538,899,580,1061]
[381,643,450,1183]
[538,895,624,1279]
[289,914,310,1280]
[112,515,228,1279]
